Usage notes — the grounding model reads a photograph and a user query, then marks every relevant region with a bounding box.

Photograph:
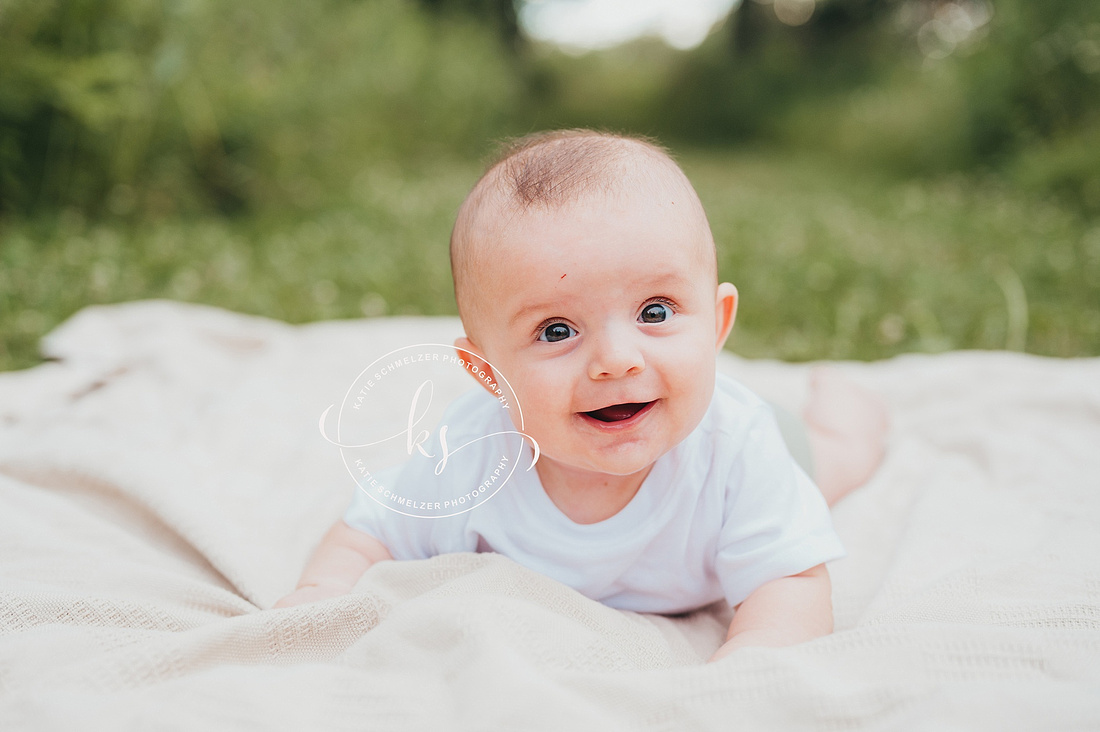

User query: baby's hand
[274,520,394,609]
[273,581,352,609]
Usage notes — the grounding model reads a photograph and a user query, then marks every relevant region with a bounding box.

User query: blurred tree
[0,0,521,219]
[729,0,892,59]
[655,0,899,144]
[653,0,1100,207]
[418,0,521,50]
[960,0,1100,209]
[0,0,166,215]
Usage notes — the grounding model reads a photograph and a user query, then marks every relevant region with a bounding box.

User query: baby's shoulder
[684,374,794,500]
[703,373,774,442]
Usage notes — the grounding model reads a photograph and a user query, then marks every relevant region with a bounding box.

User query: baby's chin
[539,442,672,478]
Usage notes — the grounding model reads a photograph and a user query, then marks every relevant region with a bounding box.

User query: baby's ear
[453,336,500,396]
[715,282,739,351]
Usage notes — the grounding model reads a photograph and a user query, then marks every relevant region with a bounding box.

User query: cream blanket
[1,300,1099,730]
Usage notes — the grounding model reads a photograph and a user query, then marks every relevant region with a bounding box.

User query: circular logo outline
[319,343,538,519]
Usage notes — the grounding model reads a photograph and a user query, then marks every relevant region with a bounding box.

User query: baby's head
[451,129,738,479]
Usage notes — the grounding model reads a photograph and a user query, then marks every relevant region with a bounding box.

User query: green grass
[687,149,1100,360]
[2,149,1098,372]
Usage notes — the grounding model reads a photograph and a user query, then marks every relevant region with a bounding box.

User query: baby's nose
[588,327,645,379]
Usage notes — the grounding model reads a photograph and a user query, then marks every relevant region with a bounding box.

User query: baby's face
[461,188,735,480]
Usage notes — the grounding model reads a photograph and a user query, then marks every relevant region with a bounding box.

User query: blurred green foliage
[529,0,1100,209]
[1,0,1098,370]
[4,0,1097,217]
[0,0,518,216]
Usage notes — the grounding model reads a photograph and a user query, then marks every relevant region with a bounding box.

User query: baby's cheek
[666,346,716,413]
[662,334,715,379]
[509,386,558,436]
[511,367,564,411]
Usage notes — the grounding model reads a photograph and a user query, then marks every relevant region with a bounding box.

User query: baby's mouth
[582,401,655,423]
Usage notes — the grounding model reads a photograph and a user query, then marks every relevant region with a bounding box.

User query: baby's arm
[707,563,832,663]
[273,520,394,608]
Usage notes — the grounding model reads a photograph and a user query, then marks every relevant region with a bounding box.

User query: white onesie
[343,372,845,614]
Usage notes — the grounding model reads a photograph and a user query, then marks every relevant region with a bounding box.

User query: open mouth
[582,401,656,423]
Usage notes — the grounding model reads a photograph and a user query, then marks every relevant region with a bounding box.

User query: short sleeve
[715,404,845,607]
[340,387,496,559]
[341,464,409,552]
[340,456,474,561]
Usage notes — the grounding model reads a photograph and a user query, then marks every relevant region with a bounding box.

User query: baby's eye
[639,302,672,324]
[538,322,577,342]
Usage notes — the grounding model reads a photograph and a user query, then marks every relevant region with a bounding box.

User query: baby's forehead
[478,185,717,284]
[452,134,716,329]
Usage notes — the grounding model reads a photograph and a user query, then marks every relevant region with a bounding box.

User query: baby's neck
[535,459,654,525]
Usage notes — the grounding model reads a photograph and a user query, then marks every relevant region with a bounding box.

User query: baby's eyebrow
[509,300,561,327]
[639,272,694,289]
[507,272,694,327]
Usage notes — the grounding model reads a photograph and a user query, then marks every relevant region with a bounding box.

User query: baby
[276,130,887,663]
